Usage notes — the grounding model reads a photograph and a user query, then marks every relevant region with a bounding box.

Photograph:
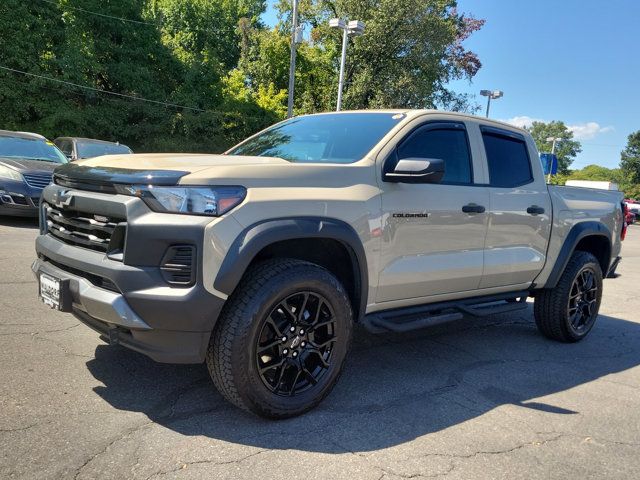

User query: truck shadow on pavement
[86,309,640,453]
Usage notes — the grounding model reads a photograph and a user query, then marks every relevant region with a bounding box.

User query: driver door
[376,121,490,303]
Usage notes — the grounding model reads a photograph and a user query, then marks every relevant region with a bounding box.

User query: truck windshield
[0,136,68,163]
[226,113,405,164]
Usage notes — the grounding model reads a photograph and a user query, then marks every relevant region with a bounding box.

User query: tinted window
[482,132,533,187]
[227,113,404,164]
[0,136,67,163]
[56,140,72,156]
[77,141,132,158]
[396,126,472,184]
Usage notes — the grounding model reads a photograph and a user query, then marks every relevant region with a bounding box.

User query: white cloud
[502,116,545,129]
[567,122,614,140]
[502,116,614,141]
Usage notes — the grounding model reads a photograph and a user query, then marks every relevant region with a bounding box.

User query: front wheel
[534,251,603,342]
[207,259,353,418]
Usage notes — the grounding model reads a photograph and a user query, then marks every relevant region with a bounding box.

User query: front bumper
[33,185,227,363]
[0,178,42,217]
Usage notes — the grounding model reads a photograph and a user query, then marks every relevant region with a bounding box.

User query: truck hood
[76,153,289,173]
[54,153,373,190]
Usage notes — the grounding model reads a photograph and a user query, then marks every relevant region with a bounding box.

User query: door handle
[462,204,486,214]
[526,205,545,215]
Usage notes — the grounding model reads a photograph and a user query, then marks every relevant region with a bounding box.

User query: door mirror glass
[384,157,445,183]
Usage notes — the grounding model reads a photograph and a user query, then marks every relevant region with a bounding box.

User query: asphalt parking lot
[1,217,639,480]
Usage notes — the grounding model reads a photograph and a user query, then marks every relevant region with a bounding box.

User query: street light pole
[480,89,503,118]
[330,19,365,112]
[286,0,300,118]
[336,27,348,111]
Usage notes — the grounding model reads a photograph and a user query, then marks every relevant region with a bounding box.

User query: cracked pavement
[1,217,640,479]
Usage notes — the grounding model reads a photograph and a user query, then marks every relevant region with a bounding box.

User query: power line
[0,67,278,121]
[0,65,206,112]
[40,0,160,26]
[39,0,241,34]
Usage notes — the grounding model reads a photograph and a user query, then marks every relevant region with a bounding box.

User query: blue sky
[262,0,640,169]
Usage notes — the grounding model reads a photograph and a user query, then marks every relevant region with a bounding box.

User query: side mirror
[384,157,445,184]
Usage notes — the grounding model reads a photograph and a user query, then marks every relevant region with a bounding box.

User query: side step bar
[362,291,529,334]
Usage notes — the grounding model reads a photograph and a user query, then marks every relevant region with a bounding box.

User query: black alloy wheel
[256,292,337,396]
[567,267,599,333]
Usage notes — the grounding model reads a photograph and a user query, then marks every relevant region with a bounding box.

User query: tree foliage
[620,131,640,184]
[527,121,581,174]
[269,0,484,113]
[0,0,484,152]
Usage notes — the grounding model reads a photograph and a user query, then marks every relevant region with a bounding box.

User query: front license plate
[39,272,61,310]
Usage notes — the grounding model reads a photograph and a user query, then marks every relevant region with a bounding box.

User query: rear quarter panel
[533,185,624,287]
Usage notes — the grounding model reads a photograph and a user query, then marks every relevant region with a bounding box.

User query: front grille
[46,205,126,253]
[23,172,53,189]
[54,175,117,194]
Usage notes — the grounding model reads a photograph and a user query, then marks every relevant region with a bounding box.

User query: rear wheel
[534,251,603,342]
[207,259,353,418]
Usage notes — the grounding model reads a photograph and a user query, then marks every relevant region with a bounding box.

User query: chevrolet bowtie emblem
[54,189,74,208]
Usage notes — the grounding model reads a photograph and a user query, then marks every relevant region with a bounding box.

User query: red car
[624,200,638,224]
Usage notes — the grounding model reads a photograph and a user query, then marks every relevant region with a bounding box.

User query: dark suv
[0,130,67,217]
[54,137,132,161]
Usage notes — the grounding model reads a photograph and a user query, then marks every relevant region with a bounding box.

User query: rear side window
[396,126,472,184]
[482,131,533,187]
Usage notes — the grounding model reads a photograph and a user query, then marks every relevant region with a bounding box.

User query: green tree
[568,164,624,183]
[527,121,581,174]
[0,0,275,153]
[270,0,484,113]
[620,131,640,184]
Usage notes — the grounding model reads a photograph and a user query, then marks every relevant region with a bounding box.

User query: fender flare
[214,217,368,319]
[545,221,612,287]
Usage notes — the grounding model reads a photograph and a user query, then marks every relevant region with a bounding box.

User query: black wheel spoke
[298,293,310,323]
[259,357,285,374]
[288,368,302,395]
[310,336,336,349]
[257,337,283,354]
[307,347,330,368]
[302,366,318,385]
[266,317,285,338]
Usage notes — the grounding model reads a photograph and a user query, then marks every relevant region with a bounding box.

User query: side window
[482,131,533,187]
[58,140,72,156]
[396,126,472,184]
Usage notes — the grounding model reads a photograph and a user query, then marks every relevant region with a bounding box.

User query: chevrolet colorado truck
[32,110,626,418]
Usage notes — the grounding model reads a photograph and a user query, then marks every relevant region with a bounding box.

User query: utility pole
[286,0,299,118]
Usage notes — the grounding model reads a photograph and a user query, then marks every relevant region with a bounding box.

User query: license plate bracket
[39,272,73,312]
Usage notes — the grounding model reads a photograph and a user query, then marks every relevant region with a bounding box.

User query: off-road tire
[534,251,603,342]
[206,258,353,419]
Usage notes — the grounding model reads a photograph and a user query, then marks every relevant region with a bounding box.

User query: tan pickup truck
[32,110,626,418]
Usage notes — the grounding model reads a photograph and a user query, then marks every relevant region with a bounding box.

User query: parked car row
[0,129,132,217]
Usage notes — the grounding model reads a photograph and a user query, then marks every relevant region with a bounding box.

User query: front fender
[214,217,368,318]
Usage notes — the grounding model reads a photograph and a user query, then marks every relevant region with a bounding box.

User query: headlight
[0,164,24,181]
[115,185,246,216]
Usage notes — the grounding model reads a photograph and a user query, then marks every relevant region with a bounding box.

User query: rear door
[376,120,490,303]
[477,126,552,288]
